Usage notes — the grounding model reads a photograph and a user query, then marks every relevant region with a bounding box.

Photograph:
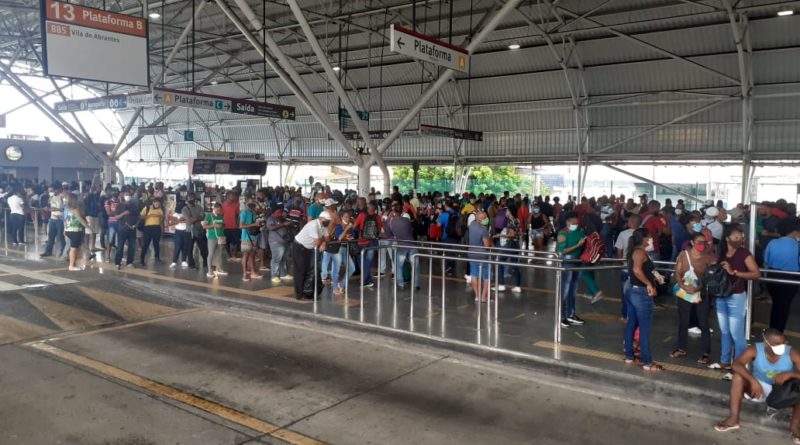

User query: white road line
[0,280,23,291]
[0,264,76,285]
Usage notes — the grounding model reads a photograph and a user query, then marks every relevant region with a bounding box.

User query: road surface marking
[0,313,54,343]
[0,263,76,285]
[77,285,176,321]
[23,293,113,331]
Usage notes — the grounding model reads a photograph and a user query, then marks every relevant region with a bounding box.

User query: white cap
[402,213,411,220]
[319,211,332,220]
[705,206,720,217]
[322,198,338,207]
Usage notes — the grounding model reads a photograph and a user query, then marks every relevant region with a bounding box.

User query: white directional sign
[152,87,231,113]
[389,25,469,73]
[41,0,149,86]
[54,92,152,113]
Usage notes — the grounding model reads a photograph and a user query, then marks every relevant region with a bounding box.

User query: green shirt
[204,213,224,240]
[557,228,585,258]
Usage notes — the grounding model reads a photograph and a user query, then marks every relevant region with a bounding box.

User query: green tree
[392,166,545,197]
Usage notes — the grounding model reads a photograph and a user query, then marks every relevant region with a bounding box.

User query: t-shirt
[105,198,121,225]
[764,236,800,272]
[267,215,289,244]
[307,203,322,220]
[140,206,163,227]
[557,229,586,259]
[354,211,382,246]
[182,204,206,237]
[386,216,414,242]
[84,192,102,218]
[64,208,83,232]
[239,209,256,241]
[174,211,188,231]
[221,200,240,230]
[204,213,224,241]
[614,228,634,255]
[294,218,324,249]
[439,210,454,240]
[467,221,491,260]
[49,194,64,219]
[7,195,23,215]
[642,214,666,254]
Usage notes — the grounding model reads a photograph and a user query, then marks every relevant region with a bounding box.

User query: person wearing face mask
[764,217,800,332]
[670,207,689,262]
[182,194,208,271]
[239,198,261,282]
[202,203,228,278]
[104,190,121,261]
[557,212,587,327]
[624,228,664,371]
[139,198,164,266]
[714,328,800,440]
[599,197,615,258]
[292,211,332,299]
[528,204,552,252]
[113,191,139,270]
[266,206,293,284]
[41,184,65,258]
[672,232,717,364]
[713,226,761,376]
[468,210,493,303]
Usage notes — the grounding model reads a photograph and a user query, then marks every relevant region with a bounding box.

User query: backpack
[702,263,736,298]
[580,232,605,264]
[362,214,379,240]
[458,211,473,238]
[446,210,461,239]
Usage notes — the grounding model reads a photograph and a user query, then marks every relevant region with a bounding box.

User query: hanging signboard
[420,124,483,141]
[189,150,267,176]
[137,126,169,136]
[152,88,295,120]
[54,92,152,113]
[40,0,149,86]
[338,108,369,133]
[342,130,389,141]
[389,25,469,73]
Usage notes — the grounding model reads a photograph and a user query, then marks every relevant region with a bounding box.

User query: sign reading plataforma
[41,0,149,86]
[389,25,469,73]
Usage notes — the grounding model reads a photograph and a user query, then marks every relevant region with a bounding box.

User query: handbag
[767,380,800,409]
[673,250,701,303]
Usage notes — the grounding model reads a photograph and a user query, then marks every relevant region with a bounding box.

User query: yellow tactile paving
[0,313,54,344]
[22,293,113,331]
[533,341,722,379]
[77,285,175,321]
[28,342,326,445]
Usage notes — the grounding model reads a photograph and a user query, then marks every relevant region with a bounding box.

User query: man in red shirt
[221,191,241,260]
[641,200,671,261]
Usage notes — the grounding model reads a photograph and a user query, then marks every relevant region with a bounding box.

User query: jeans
[107,223,119,248]
[601,223,614,258]
[173,230,189,263]
[625,286,655,365]
[359,241,377,285]
[716,292,748,364]
[341,248,355,283]
[677,295,711,355]
[99,217,108,249]
[187,233,208,268]
[140,226,162,262]
[114,228,136,266]
[378,239,395,274]
[620,271,631,318]
[442,237,459,272]
[322,250,343,288]
[395,248,420,288]
[561,267,581,318]
[269,241,288,278]
[44,219,65,256]
[9,213,24,243]
[207,238,224,271]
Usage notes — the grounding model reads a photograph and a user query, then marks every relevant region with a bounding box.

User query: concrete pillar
[358,161,371,197]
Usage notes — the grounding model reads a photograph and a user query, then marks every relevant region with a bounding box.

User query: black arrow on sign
[396,37,405,49]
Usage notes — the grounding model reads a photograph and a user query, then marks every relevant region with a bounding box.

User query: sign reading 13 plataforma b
[41,0,149,86]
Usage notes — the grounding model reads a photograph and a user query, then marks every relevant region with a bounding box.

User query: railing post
[377,245,382,300]
[4,208,8,251]
[33,209,39,257]
[554,265,563,344]
[313,246,318,305]
[746,202,757,340]
[428,241,433,297]
[410,254,416,320]
[393,245,398,302]
[360,248,365,308]
[344,242,349,305]
[477,262,482,332]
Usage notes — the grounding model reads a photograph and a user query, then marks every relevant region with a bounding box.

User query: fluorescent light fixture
[778,9,794,16]
[210,80,218,85]
[508,43,521,50]
[148,12,161,19]
[332,66,341,72]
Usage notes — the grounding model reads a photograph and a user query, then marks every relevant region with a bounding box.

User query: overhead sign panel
[54,92,152,113]
[420,124,483,141]
[41,0,149,86]
[339,108,369,133]
[191,150,267,176]
[342,130,389,141]
[153,88,295,120]
[389,25,469,73]
[137,126,169,136]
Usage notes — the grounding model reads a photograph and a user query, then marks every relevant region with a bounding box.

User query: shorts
[469,262,490,280]
[85,216,100,235]
[240,238,254,253]
[66,231,84,249]
[136,229,143,239]
[531,229,544,239]
[744,379,773,403]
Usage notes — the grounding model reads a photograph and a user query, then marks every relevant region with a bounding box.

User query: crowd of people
[2,176,800,438]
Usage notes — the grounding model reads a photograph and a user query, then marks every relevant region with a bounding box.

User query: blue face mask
[692,223,702,232]
[568,224,579,232]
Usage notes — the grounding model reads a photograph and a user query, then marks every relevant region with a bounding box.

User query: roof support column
[377,0,523,156]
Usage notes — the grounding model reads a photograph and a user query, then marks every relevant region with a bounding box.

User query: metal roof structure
[1,0,799,195]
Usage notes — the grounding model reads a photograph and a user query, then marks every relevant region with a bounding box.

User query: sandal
[624,356,643,365]
[697,354,712,365]
[670,349,687,358]
[642,363,663,372]
[792,433,800,444]
[714,422,740,432]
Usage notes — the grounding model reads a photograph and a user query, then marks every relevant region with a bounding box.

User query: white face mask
[124,195,132,202]
[645,238,655,252]
[675,209,683,215]
[532,207,540,213]
[766,338,787,356]
[568,224,578,232]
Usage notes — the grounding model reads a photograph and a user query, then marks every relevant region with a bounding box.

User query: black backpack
[362,214,379,240]
[446,210,461,239]
[702,264,735,298]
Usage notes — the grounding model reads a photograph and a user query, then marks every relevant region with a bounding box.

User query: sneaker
[688,327,702,336]
[363,282,374,288]
[242,275,250,282]
[493,285,506,292]
[216,270,228,276]
[181,261,188,268]
[206,272,215,278]
[560,318,572,328]
[68,266,81,271]
[169,262,177,269]
[271,277,281,284]
[464,274,471,282]
[567,315,585,325]
[280,275,293,280]
[581,293,593,300]
[591,292,605,304]
[511,286,522,294]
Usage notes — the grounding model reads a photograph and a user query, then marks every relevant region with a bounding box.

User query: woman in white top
[7,190,25,245]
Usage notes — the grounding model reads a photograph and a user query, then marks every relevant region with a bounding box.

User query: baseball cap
[705,207,720,217]
[322,198,338,207]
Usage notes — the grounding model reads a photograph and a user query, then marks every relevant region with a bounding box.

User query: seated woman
[715,328,800,444]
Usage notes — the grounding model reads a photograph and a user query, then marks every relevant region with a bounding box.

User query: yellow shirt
[140,207,164,227]
[462,203,475,215]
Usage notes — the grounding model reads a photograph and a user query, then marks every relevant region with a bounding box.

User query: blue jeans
[443,237,458,272]
[379,239,395,274]
[44,218,65,256]
[269,241,288,278]
[716,292,748,364]
[499,241,521,287]
[395,248,420,288]
[561,267,581,318]
[620,271,631,318]
[173,230,189,263]
[114,228,136,266]
[322,250,343,288]
[360,241,377,285]
[107,223,119,248]
[624,286,655,366]
[601,223,614,257]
